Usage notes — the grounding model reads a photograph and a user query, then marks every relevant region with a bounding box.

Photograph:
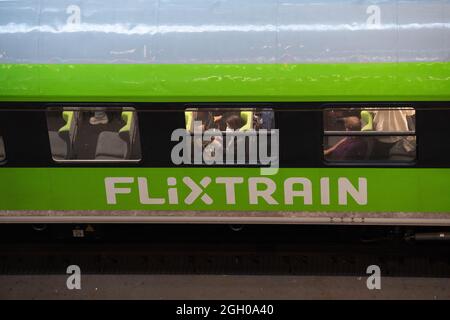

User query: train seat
[95,111,136,160]
[239,111,254,131]
[48,111,77,160]
[360,110,373,131]
[185,111,193,132]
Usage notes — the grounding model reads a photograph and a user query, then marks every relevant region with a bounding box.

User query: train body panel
[0,62,449,102]
[1,0,449,102]
[0,167,450,225]
[0,1,449,225]
[1,167,450,213]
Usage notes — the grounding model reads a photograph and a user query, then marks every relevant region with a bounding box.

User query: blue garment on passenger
[260,112,274,129]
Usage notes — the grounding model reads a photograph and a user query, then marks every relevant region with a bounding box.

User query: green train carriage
[0,0,449,225]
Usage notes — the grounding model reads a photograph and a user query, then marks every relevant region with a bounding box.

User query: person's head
[196,111,210,122]
[226,115,242,130]
[344,116,361,131]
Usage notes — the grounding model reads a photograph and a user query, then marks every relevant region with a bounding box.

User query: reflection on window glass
[185,108,276,165]
[47,108,141,162]
[323,108,416,162]
[0,136,5,162]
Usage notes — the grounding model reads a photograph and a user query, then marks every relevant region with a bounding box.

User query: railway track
[0,224,449,277]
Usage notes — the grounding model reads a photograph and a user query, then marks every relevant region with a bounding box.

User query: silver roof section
[0,0,449,64]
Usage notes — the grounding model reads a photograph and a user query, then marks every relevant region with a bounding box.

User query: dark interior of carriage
[46,110,141,161]
[0,103,449,168]
[0,135,5,162]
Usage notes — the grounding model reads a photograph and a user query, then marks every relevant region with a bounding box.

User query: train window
[323,108,416,163]
[183,108,277,165]
[46,108,141,162]
[0,136,5,162]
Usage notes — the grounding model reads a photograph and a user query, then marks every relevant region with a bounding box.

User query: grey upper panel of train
[0,0,449,64]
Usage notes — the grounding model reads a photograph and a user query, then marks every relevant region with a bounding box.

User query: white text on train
[105,177,368,206]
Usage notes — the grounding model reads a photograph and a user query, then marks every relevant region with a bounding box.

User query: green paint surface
[0,167,449,213]
[0,62,449,102]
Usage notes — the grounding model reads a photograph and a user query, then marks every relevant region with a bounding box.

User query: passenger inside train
[324,116,367,161]
[371,109,416,160]
[225,115,244,131]
[186,108,276,165]
[187,109,275,132]
[45,106,416,164]
[323,108,416,162]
